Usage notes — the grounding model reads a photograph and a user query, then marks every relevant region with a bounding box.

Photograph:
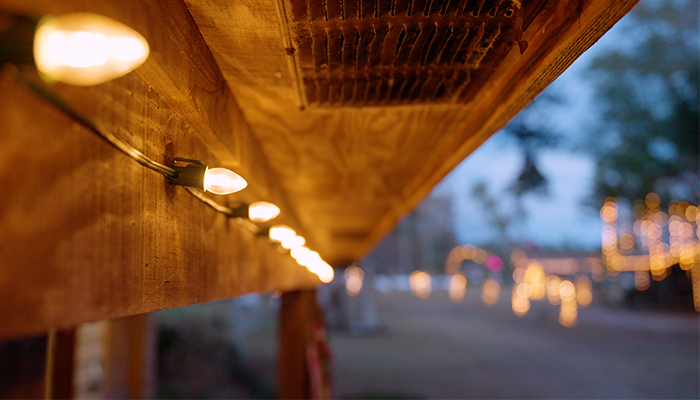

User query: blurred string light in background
[344,265,364,297]
[511,281,531,316]
[506,255,595,327]
[444,244,503,305]
[601,195,700,311]
[32,13,149,85]
[481,278,500,306]
[558,280,577,327]
[410,271,431,299]
[444,244,495,274]
[439,235,697,327]
[448,273,467,303]
[546,275,562,305]
[2,11,336,283]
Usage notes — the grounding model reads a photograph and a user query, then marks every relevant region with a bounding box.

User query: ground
[328,290,699,399]
[158,288,699,399]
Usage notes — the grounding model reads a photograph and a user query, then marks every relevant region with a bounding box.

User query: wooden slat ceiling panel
[184,0,639,265]
[286,0,536,107]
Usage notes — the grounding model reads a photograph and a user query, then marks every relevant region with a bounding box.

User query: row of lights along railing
[0,12,333,283]
[600,194,699,311]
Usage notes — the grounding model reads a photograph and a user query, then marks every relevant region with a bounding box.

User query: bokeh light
[485,255,503,272]
[546,275,561,305]
[410,271,432,299]
[482,278,500,306]
[449,274,468,303]
[344,265,364,297]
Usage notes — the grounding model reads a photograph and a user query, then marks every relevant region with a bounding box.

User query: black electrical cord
[186,187,261,234]
[7,66,260,235]
[10,66,177,178]
[3,58,326,276]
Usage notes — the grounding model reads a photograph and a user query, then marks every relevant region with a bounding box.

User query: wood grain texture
[0,0,639,337]
[184,0,640,265]
[284,0,535,107]
[0,0,318,339]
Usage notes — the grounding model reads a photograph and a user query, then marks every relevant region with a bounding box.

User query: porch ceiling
[182,0,638,265]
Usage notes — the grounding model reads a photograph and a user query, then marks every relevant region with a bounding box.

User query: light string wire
[185,187,261,234]
[9,67,332,279]
[10,67,177,178]
[8,66,259,233]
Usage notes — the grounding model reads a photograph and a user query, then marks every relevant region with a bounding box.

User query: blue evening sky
[431,3,651,250]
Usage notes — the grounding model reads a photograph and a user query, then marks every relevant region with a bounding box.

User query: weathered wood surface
[184,0,640,265]
[0,0,318,339]
[0,0,639,337]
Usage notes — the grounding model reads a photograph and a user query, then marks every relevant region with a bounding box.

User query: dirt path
[329,290,699,399]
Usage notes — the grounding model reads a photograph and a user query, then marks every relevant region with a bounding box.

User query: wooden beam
[44,328,76,400]
[0,0,319,339]
[278,289,327,400]
[185,0,640,265]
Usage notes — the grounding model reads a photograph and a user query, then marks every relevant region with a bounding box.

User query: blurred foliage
[467,94,561,245]
[586,0,699,206]
[503,94,562,196]
[472,182,514,238]
[470,181,527,251]
[158,321,274,399]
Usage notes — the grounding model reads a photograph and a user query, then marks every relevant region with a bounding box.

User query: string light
[344,266,364,297]
[169,158,246,195]
[281,235,306,250]
[5,15,336,285]
[33,13,149,85]
[269,225,296,243]
[248,202,281,223]
[0,13,149,86]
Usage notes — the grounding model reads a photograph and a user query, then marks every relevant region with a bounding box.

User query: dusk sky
[431,4,649,250]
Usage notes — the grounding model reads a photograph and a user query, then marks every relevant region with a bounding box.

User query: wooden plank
[45,328,76,399]
[184,0,640,265]
[0,0,640,337]
[278,289,323,399]
[0,0,319,339]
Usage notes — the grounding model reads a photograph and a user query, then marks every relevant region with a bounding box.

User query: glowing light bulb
[281,235,305,250]
[34,13,149,85]
[290,246,312,262]
[269,225,295,243]
[248,202,280,223]
[304,258,334,283]
[295,249,321,267]
[316,262,335,283]
[306,252,323,266]
[203,168,247,195]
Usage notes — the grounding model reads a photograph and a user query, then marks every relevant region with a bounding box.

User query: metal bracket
[168,157,207,190]
[0,14,39,66]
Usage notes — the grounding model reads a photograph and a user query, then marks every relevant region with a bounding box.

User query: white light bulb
[203,168,247,195]
[248,202,280,223]
[281,235,305,250]
[34,13,150,86]
[269,225,296,243]
[307,252,323,266]
[297,251,322,268]
[312,261,334,283]
[290,246,311,262]
[318,266,335,283]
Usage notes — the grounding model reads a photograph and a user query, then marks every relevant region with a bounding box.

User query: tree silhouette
[586,0,699,206]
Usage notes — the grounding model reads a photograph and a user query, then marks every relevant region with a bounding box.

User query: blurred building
[365,195,458,275]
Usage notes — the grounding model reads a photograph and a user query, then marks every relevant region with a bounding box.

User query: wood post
[278,289,331,399]
[44,328,76,400]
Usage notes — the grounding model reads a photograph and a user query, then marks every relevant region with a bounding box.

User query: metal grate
[282,0,531,107]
